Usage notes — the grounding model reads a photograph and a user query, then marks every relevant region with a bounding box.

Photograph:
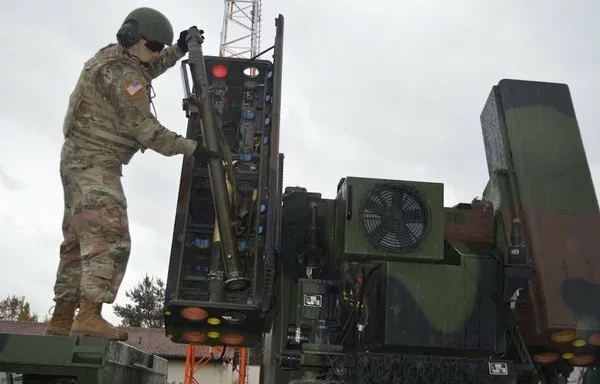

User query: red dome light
[212,64,228,79]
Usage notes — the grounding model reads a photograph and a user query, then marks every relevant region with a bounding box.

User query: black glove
[193,142,222,165]
[177,26,204,53]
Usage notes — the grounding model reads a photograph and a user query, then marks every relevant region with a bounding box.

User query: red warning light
[181,306,208,321]
[532,352,559,364]
[212,64,228,79]
[220,333,246,345]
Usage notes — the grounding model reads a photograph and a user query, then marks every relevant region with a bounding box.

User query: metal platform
[0,333,167,384]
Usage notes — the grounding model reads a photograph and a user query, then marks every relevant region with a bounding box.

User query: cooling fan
[360,184,430,252]
[337,176,444,262]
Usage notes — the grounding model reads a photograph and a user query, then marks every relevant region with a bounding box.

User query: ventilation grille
[360,184,429,252]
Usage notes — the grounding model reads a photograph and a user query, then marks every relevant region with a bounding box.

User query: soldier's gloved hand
[193,142,222,165]
[178,26,204,53]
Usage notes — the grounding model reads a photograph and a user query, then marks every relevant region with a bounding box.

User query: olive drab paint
[481,79,600,345]
[117,7,175,47]
[268,79,600,383]
[0,334,168,383]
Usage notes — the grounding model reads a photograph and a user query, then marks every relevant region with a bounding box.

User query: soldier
[44,7,219,340]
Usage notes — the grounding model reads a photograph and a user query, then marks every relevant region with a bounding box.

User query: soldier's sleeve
[146,45,186,79]
[99,62,197,157]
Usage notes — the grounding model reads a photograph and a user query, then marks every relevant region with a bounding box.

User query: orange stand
[183,344,247,384]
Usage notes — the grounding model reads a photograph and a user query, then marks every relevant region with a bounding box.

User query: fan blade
[393,221,417,245]
[369,220,392,246]
[402,208,423,223]
[364,196,387,217]
[392,189,405,210]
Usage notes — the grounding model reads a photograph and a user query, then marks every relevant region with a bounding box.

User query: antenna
[219,0,263,58]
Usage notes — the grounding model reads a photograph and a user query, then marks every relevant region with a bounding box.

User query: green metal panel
[386,255,477,333]
[480,79,600,332]
[500,80,598,213]
[368,241,504,353]
[0,334,167,384]
[336,176,445,262]
[482,170,514,262]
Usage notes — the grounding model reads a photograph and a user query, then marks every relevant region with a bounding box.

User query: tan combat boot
[45,301,78,336]
[70,298,128,341]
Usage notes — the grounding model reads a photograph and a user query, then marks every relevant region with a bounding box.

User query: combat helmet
[116,7,174,47]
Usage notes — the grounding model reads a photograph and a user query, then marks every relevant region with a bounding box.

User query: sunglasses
[144,39,165,53]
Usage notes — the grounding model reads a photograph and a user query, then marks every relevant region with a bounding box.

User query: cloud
[0,167,25,193]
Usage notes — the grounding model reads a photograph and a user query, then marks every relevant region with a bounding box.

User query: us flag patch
[126,81,143,96]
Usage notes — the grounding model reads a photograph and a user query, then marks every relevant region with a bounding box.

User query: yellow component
[562,353,575,359]
[208,331,221,338]
[573,339,587,347]
[164,311,171,316]
[208,317,221,325]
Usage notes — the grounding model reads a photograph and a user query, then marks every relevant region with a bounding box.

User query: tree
[112,274,165,328]
[0,295,39,322]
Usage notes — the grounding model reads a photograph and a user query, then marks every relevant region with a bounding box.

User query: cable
[337,264,381,345]
[243,45,275,64]
[211,346,227,361]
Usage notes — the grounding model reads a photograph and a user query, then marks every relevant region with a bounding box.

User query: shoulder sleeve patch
[125,81,144,96]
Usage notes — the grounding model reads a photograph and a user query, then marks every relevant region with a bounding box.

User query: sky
[1,0,599,327]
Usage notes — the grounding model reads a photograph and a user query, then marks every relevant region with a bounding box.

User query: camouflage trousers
[53,162,131,304]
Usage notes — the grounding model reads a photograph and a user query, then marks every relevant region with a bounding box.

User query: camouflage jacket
[61,43,197,170]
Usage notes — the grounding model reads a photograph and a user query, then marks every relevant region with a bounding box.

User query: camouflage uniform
[54,43,196,306]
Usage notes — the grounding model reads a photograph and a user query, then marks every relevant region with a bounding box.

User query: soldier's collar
[118,45,152,78]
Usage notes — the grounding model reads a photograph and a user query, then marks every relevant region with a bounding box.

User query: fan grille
[360,184,429,252]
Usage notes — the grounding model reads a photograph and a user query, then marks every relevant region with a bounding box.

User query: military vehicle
[0,334,168,383]
[2,13,600,384]
[163,15,600,383]
[256,78,600,384]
